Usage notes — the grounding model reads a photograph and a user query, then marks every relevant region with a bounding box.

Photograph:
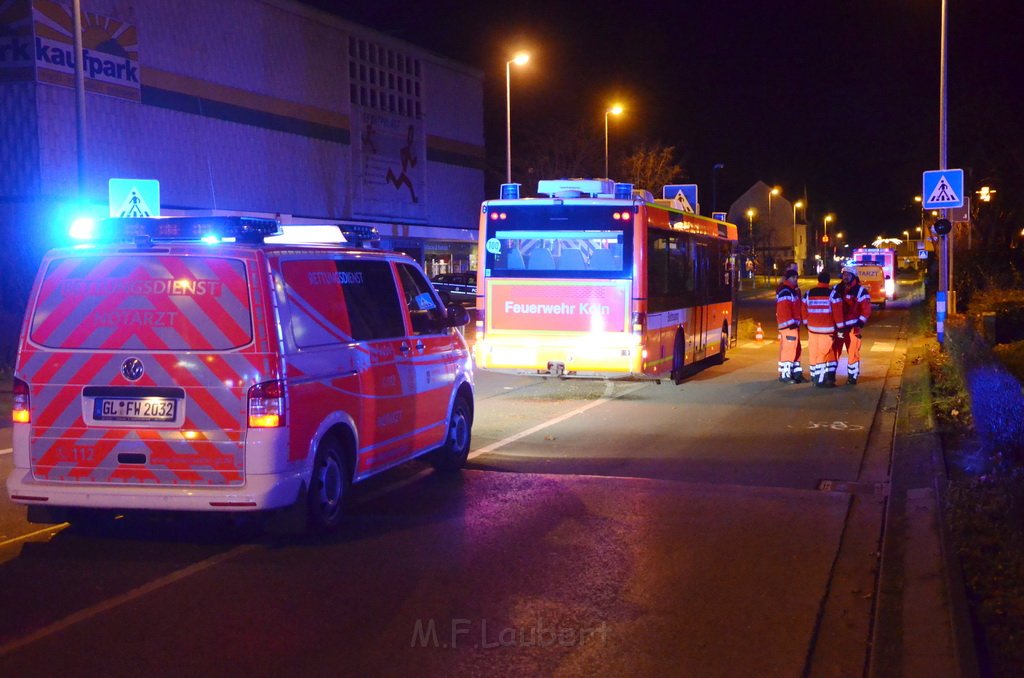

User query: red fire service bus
[473,179,738,382]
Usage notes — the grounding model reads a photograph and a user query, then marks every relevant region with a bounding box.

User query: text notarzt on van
[7,217,474,531]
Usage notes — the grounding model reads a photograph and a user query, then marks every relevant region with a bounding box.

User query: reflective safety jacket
[776,282,803,330]
[803,282,839,334]
[833,279,872,329]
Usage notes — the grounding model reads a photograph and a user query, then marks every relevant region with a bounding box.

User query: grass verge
[931,318,1024,677]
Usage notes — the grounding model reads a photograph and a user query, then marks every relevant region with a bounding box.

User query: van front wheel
[431,396,472,472]
[307,437,350,530]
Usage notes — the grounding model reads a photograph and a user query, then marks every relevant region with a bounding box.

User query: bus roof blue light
[69,217,97,241]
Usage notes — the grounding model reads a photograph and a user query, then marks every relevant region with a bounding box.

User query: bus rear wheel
[715,326,728,364]
[671,331,685,385]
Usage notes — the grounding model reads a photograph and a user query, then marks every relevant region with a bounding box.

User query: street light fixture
[604,103,623,178]
[505,52,530,184]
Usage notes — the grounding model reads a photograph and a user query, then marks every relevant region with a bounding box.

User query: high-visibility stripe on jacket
[775,283,803,330]
[834,282,872,328]
[803,283,838,334]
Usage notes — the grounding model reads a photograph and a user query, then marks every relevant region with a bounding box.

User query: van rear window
[30,255,253,351]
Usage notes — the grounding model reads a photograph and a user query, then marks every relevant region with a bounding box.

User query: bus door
[692,242,709,361]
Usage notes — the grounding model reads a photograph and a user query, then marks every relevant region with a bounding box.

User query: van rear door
[20,251,256,487]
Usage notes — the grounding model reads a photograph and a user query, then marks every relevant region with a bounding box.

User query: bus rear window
[29,255,253,351]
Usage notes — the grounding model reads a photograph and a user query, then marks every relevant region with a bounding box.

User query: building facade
[0,0,484,340]
[728,181,808,275]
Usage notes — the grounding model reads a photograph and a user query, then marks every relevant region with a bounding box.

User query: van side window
[282,258,404,345]
[397,263,445,335]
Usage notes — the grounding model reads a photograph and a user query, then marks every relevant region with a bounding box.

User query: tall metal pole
[712,163,723,213]
[604,110,610,178]
[505,59,512,185]
[937,0,951,340]
[73,0,86,196]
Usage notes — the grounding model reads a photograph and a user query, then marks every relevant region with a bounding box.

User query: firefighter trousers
[835,327,863,380]
[808,331,837,385]
[777,328,803,380]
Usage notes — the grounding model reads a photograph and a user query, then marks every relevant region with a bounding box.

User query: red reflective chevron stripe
[162,257,251,347]
[34,353,112,429]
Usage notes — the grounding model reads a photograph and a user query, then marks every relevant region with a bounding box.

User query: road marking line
[0,544,256,657]
[468,381,646,460]
[0,523,70,549]
[0,448,11,456]
[871,342,895,352]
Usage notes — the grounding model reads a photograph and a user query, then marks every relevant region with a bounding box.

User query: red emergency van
[7,217,474,530]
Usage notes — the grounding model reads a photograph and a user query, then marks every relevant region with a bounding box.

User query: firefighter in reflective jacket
[803,271,840,387]
[775,269,804,383]
[833,266,872,385]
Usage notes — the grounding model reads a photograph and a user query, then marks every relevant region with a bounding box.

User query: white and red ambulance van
[6,216,474,530]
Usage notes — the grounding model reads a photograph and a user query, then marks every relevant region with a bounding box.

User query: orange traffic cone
[754,322,765,343]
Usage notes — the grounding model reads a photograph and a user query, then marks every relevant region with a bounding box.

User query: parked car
[431,272,477,305]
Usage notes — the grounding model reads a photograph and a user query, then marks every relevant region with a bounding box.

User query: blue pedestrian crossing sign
[662,184,698,213]
[922,169,964,209]
[109,178,160,217]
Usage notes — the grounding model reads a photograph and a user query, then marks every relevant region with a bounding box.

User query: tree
[515,121,602,193]
[617,142,687,195]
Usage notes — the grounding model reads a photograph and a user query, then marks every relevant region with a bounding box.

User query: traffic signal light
[821,234,829,243]
[933,219,952,235]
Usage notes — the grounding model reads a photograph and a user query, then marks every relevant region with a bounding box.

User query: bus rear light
[631,312,645,335]
[247,379,286,428]
[12,377,30,424]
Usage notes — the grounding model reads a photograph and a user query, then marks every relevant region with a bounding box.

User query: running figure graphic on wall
[386,125,418,203]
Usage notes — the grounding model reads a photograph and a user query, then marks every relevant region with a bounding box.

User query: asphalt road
[0,294,912,676]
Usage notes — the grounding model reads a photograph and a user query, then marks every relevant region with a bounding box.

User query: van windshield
[30,255,253,351]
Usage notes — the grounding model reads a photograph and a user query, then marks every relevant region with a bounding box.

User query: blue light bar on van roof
[86,216,282,243]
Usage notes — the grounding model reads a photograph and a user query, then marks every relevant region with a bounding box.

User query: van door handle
[399,343,412,353]
[415,341,425,351]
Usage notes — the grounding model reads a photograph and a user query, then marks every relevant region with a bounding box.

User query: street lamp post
[822,215,834,270]
[604,104,623,178]
[712,163,724,213]
[505,52,529,184]
[746,207,756,286]
[767,185,780,248]
[793,200,804,271]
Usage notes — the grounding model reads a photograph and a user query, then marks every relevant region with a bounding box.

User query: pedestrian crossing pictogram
[926,176,959,205]
[108,178,161,217]
[118,188,153,217]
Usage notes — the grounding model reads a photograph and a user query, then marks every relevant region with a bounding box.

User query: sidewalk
[870,335,978,677]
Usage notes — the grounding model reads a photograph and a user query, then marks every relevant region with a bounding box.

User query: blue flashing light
[86,216,282,243]
[69,217,97,240]
[500,183,521,200]
[614,183,634,200]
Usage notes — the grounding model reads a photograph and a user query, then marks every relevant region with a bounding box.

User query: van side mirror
[445,303,470,327]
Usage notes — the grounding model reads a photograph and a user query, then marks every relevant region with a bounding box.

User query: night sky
[304,1,1023,245]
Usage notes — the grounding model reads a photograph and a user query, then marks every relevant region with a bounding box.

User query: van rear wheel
[431,396,472,472]
[307,436,350,530]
